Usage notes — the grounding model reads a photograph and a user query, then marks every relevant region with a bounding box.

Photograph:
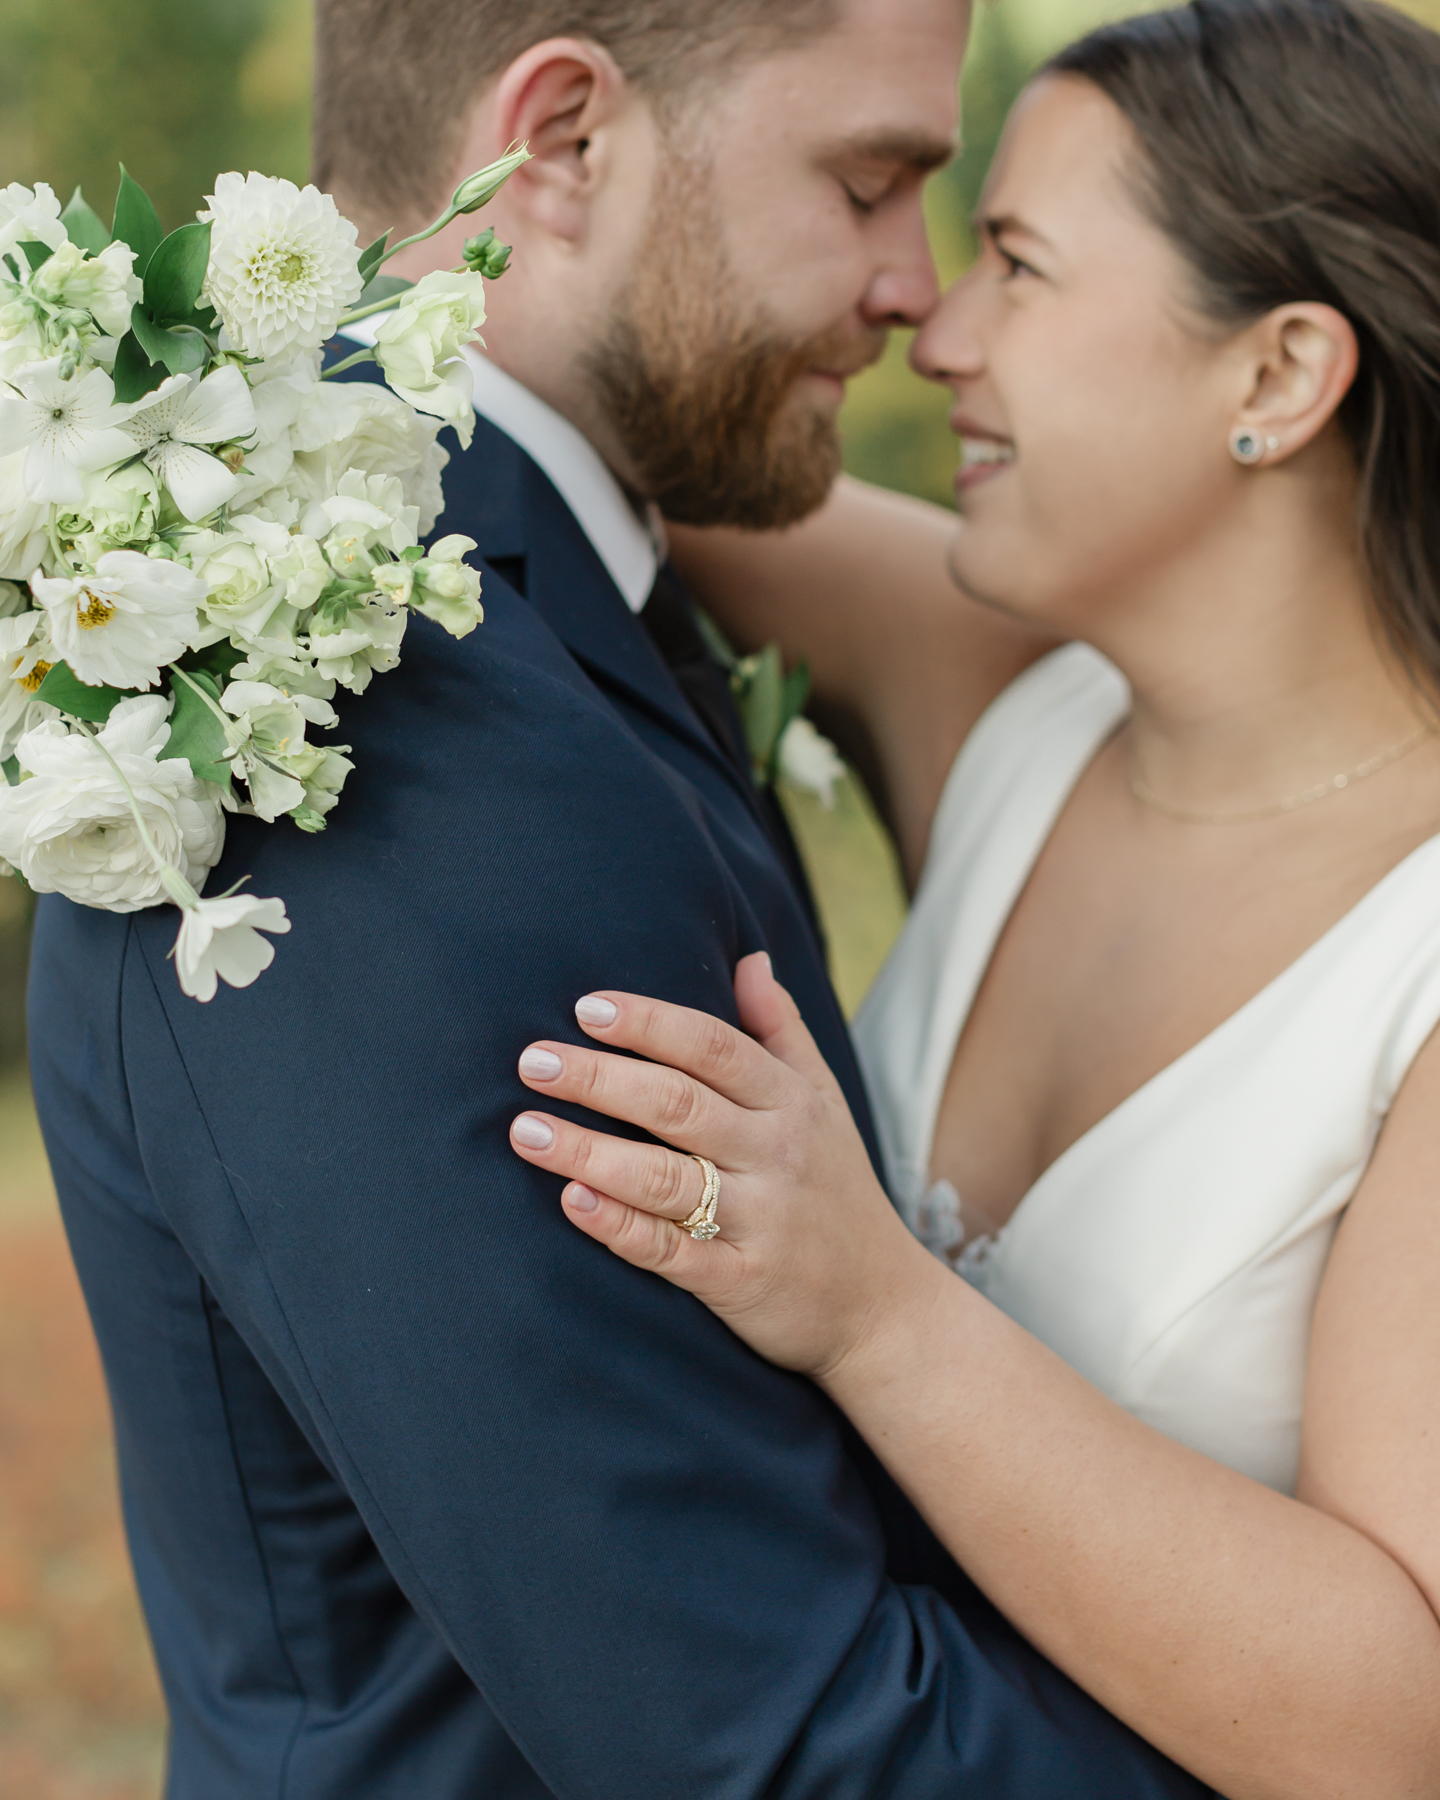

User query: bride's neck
[1093,486,1432,813]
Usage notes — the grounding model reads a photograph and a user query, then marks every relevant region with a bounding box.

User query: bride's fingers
[509,1109,730,1226]
[567,987,797,1112]
[517,1039,762,1160]
[557,1181,742,1294]
[733,953,844,1099]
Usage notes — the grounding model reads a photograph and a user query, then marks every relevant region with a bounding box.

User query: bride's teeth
[960,438,1015,468]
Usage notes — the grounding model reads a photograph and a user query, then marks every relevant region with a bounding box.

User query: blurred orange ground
[0,1072,166,1799]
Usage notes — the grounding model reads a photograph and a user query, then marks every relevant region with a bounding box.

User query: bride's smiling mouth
[955,422,1017,492]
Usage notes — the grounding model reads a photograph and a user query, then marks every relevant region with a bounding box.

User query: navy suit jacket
[28,402,1207,1798]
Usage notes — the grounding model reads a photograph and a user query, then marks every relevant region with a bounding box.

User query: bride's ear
[1232,302,1359,464]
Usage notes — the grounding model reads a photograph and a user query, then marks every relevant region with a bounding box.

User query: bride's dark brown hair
[1051,0,1440,690]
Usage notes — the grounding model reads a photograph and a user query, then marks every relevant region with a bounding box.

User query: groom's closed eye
[822,127,956,213]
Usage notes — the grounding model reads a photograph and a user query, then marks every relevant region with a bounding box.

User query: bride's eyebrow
[977,211,1054,251]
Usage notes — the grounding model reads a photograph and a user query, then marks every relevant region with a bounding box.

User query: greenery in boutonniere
[695,610,846,806]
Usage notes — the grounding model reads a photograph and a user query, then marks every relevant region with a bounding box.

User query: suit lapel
[445,415,769,821]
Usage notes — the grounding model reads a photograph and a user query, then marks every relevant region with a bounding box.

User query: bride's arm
[508,958,1440,1800]
[668,478,1053,884]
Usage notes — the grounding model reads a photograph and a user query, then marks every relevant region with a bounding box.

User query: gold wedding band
[679,1155,721,1241]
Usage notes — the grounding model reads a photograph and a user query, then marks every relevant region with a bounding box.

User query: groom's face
[589,0,963,528]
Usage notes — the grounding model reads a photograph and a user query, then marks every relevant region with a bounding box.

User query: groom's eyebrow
[831,128,956,173]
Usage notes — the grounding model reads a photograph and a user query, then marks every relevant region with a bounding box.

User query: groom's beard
[584,161,886,530]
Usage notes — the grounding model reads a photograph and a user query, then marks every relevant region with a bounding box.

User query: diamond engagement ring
[680,1155,721,1240]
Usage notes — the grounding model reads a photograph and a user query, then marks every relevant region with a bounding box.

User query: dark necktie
[640,563,752,782]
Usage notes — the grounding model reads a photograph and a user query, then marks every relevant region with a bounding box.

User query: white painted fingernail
[566,1183,600,1213]
[575,995,617,1027]
[519,1047,563,1080]
[513,1114,555,1150]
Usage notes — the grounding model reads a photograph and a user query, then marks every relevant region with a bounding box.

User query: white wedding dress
[853,643,1440,1495]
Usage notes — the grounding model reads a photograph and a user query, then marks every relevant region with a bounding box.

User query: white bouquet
[0,150,527,1000]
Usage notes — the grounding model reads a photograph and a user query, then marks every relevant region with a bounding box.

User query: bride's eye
[997,248,1038,281]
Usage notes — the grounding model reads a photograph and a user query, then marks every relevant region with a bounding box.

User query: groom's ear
[1234,302,1359,462]
[486,38,636,245]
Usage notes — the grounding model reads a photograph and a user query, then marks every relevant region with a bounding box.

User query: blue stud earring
[1229,426,1265,464]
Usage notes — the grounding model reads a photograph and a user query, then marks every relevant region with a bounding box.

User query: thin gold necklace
[1129,722,1435,825]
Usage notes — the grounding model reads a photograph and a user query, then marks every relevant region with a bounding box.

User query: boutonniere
[695,611,845,807]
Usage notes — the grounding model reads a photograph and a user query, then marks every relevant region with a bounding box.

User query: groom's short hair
[312,0,841,229]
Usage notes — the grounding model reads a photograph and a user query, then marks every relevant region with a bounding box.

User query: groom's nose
[859,205,943,329]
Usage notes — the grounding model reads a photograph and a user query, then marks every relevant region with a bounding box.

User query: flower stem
[83,723,199,911]
[321,346,379,380]
[333,295,403,329]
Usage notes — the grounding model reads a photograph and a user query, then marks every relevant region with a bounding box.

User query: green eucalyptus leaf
[736,644,785,771]
[780,661,811,732]
[111,329,169,402]
[356,272,411,310]
[33,662,138,723]
[143,221,212,320]
[17,239,54,271]
[2,755,20,787]
[356,230,391,285]
[163,669,232,786]
[129,304,207,375]
[111,166,163,276]
[61,188,110,255]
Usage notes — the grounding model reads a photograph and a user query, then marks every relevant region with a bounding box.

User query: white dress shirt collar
[338,319,660,612]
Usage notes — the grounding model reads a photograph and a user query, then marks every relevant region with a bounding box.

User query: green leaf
[176,640,243,686]
[356,230,391,286]
[356,272,411,310]
[111,329,170,402]
[33,661,138,723]
[735,644,786,771]
[130,303,207,375]
[143,221,211,321]
[111,166,163,276]
[17,239,54,272]
[2,755,19,787]
[61,188,110,255]
[163,670,232,786]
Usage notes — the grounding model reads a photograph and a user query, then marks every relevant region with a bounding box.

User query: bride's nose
[911,277,986,386]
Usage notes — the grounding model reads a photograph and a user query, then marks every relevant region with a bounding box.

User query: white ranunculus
[413,535,483,637]
[31,241,142,339]
[56,462,161,562]
[303,469,419,578]
[0,609,59,762]
[172,889,290,1002]
[0,183,68,262]
[0,449,49,580]
[372,271,486,448]
[32,549,207,691]
[202,173,363,361]
[0,360,135,505]
[778,716,846,809]
[121,366,257,523]
[281,378,449,535]
[0,696,224,908]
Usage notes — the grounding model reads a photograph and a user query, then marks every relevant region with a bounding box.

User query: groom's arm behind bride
[26,3,1206,1796]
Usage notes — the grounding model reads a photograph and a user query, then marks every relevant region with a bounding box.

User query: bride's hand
[508,952,941,1377]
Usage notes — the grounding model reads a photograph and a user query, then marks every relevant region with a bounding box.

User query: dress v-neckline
[921,694,1440,1259]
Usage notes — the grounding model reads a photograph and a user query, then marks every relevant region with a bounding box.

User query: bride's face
[914,75,1254,631]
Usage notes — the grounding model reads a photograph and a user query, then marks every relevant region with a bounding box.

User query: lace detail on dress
[894,1166,998,1290]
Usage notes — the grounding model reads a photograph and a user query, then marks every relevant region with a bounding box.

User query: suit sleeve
[99,612,1203,1800]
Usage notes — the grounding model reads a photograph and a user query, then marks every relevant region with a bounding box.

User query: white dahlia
[201,173,363,361]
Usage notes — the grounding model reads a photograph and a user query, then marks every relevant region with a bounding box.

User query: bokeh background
[5,0,1440,1790]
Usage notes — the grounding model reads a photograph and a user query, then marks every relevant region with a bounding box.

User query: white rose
[0,450,48,580]
[55,463,161,562]
[372,271,486,449]
[32,549,207,691]
[202,173,363,361]
[31,241,142,339]
[185,517,290,640]
[281,379,449,536]
[413,535,483,638]
[0,695,224,908]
